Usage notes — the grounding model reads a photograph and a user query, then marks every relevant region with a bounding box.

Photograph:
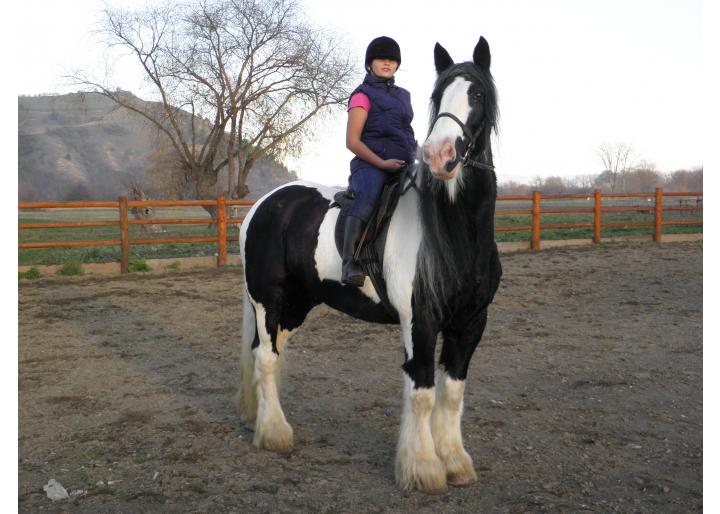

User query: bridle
[430,111,495,172]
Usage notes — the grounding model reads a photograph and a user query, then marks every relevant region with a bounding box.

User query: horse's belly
[317,280,398,325]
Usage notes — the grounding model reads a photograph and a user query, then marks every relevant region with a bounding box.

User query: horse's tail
[235,285,258,422]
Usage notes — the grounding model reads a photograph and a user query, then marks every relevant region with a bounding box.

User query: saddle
[331,166,418,322]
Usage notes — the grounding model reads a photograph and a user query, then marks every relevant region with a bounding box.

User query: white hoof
[443,450,477,486]
[254,418,294,453]
[395,453,448,493]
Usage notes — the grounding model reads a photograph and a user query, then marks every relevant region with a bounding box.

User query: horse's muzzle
[422,137,460,180]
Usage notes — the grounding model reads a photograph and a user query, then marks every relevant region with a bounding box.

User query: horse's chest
[444,257,501,326]
[383,194,423,318]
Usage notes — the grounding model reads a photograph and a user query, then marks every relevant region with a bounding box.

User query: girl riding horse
[236,36,501,493]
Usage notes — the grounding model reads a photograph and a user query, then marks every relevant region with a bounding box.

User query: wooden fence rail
[495,188,702,250]
[19,188,702,272]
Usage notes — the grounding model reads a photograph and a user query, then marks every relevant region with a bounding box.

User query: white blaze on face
[427,77,472,148]
[422,77,472,202]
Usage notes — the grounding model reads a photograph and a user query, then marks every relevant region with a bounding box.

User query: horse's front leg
[431,309,488,486]
[432,369,477,486]
[395,316,447,493]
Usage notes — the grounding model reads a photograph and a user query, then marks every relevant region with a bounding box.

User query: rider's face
[370,58,399,79]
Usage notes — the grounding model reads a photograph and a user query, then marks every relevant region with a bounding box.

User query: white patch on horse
[316,185,343,201]
[249,301,293,452]
[314,208,341,281]
[426,77,472,202]
[357,277,381,302]
[400,316,414,361]
[314,207,382,303]
[276,327,295,353]
[431,370,477,485]
[384,190,422,318]
[395,376,447,492]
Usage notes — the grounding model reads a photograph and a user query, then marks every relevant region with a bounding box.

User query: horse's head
[422,37,497,199]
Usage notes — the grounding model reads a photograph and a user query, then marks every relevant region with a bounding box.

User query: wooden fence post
[118,197,129,273]
[531,191,541,250]
[593,188,602,243]
[217,195,227,267]
[654,187,663,242]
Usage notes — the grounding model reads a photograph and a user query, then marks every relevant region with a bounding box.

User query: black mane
[416,61,499,319]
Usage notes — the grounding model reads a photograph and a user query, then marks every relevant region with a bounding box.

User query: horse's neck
[389,170,496,257]
[427,173,496,233]
[464,178,497,230]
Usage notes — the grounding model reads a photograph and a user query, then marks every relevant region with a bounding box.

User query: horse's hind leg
[249,296,294,453]
[431,309,488,486]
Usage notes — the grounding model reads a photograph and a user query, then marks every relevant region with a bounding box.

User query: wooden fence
[19,197,253,273]
[495,188,702,250]
[19,188,702,273]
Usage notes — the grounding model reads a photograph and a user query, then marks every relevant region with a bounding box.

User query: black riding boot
[341,215,366,286]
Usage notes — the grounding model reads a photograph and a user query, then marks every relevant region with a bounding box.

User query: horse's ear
[434,43,454,74]
[473,36,491,70]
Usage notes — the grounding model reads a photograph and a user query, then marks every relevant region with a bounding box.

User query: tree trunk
[236,158,254,199]
[227,113,238,196]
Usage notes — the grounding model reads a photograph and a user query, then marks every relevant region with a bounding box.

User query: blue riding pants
[347,166,388,223]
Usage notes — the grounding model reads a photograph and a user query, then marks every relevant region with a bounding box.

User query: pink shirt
[347,92,371,112]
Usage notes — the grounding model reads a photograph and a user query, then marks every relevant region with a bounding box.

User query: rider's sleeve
[347,92,371,112]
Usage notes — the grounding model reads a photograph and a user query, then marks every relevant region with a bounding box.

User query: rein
[431,112,494,172]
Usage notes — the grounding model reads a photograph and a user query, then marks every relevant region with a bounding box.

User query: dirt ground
[18,241,702,513]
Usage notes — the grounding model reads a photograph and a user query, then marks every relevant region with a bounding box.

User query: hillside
[18,92,297,201]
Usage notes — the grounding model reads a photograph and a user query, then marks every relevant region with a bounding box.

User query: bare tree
[540,176,566,195]
[596,142,634,193]
[71,0,354,199]
[567,174,596,194]
[529,175,567,194]
[666,166,703,192]
[530,175,545,191]
[497,180,531,196]
[625,161,664,192]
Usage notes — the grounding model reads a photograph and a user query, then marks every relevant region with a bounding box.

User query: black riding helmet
[365,36,401,71]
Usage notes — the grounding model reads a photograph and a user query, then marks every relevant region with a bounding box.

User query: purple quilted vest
[349,74,416,172]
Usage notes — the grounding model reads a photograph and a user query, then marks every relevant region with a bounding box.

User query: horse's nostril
[441,140,455,161]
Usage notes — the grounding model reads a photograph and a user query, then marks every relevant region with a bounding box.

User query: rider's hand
[381,159,405,172]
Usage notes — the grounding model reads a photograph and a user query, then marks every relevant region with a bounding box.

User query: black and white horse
[235,37,502,493]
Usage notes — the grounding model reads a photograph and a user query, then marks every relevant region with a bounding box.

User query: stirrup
[342,263,365,286]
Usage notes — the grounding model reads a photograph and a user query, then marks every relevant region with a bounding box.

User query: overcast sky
[14,0,703,186]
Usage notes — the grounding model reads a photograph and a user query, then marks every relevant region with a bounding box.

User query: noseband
[431,112,494,172]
